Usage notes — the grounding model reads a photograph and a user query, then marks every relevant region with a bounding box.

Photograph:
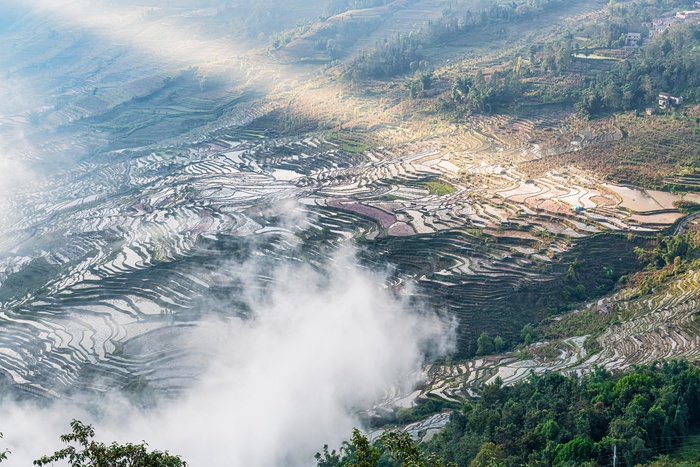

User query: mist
[0,158,34,194]
[1,246,454,466]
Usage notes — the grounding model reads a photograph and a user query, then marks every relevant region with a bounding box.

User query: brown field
[521,110,700,189]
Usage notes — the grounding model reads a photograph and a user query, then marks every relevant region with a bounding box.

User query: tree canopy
[320,361,700,466]
[33,420,186,467]
[427,361,700,466]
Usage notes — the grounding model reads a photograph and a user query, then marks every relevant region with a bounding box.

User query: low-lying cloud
[0,157,34,194]
[2,246,454,466]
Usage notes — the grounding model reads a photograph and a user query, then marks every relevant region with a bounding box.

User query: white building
[625,32,642,47]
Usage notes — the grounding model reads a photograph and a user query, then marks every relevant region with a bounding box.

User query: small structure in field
[646,107,655,116]
[658,93,683,109]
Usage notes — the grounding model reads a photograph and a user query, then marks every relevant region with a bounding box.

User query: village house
[625,32,642,47]
[658,92,684,109]
[647,11,700,38]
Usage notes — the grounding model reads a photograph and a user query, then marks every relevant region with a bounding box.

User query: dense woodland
[441,21,700,118]
[576,23,700,118]
[427,362,700,466]
[319,362,700,466]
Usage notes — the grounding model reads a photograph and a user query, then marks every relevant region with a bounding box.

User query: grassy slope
[522,108,700,189]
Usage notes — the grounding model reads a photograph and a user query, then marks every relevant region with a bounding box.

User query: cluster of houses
[644,17,678,38]
[641,8,700,39]
[634,3,695,114]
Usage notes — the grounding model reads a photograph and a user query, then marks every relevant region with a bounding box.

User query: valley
[1,0,700,464]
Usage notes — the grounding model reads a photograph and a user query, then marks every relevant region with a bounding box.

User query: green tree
[520,324,535,346]
[383,431,455,467]
[538,420,561,441]
[528,45,537,63]
[554,41,572,72]
[34,420,186,467]
[315,444,342,467]
[318,429,456,467]
[554,436,593,465]
[470,442,505,467]
[347,429,380,467]
[493,336,506,353]
[476,332,495,356]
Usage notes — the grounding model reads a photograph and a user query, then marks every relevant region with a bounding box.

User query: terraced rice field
[0,94,684,399]
[1,0,697,409]
[396,266,700,412]
[587,271,700,369]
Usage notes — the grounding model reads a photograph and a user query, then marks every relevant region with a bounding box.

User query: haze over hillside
[1,0,700,465]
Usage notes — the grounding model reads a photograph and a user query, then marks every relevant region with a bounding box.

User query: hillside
[1,0,698,399]
[1,0,700,464]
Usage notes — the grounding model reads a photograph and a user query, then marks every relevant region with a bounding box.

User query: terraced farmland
[0,99,667,399]
[392,270,700,421]
[1,0,699,421]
